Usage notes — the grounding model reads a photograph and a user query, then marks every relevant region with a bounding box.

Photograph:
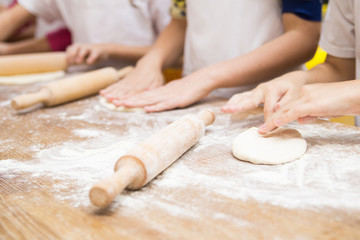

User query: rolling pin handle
[11,88,51,110]
[197,108,215,126]
[115,66,134,80]
[89,157,144,207]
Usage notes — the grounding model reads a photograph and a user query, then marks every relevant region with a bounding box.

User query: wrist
[201,64,230,90]
[282,70,309,85]
[344,80,360,114]
[186,65,224,93]
[97,43,112,59]
[136,50,164,70]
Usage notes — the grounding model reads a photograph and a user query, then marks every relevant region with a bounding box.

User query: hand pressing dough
[232,127,307,165]
[0,71,65,85]
[99,96,145,113]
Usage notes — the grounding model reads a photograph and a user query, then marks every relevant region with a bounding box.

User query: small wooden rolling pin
[11,66,133,110]
[0,52,68,76]
[89,109,215,207]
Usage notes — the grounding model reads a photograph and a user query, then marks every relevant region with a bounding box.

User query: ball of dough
[232,127,307,165]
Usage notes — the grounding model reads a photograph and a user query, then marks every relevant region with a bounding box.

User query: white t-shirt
[0,0,12,6]
[182,0,286,97]
[19,0,171,68]
[319,0,359,78]
[35,18,65,38]
[319,0,360,126]
[183,0,283,76]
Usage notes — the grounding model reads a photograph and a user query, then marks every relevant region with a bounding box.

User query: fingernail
[113,100,122,106]
[222,106,234,113]
[258,124,267,133]
[105,94,114,100]
[220,106,228,112]
[144,106,154,112]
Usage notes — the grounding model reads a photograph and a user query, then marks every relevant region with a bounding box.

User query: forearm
[348,83,360,115]
[304,55,356,84]
[5,37,51,54]
[139,18,186,69]
[6,24,35,42]
[242,52,356,87]
[103,44,151,62]
[0,4,34,41]
[205,14,320,89]
[334,80,360,114]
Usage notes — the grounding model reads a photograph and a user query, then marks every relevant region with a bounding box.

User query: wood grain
[1,83,360,240]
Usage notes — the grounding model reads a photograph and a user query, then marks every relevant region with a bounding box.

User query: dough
[0,71,65,85]
[232,127,307,165]
[99,96,145,113]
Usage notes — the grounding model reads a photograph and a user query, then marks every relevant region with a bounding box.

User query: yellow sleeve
[170,0,186,19]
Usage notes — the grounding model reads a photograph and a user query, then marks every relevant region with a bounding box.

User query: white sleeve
[319,0,355,58]
[149,0,172,36]
[18,0,61,23]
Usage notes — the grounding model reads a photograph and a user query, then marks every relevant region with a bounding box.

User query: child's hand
[259,80,360,133]
[110,67,217,112]
[100,58,165,101]
[66,43,109,65]
[221,71,307,125]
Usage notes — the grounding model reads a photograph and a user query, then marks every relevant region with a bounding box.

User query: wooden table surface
[1,81,360,240]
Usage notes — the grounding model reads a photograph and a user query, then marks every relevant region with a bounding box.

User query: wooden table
[1,82,360,240]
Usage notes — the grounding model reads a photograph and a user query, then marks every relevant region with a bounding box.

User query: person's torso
[354,0,360,79]
[321,0,360,79]
[183,0,284,76]
[54,0,160,46]
[35,18,65,38]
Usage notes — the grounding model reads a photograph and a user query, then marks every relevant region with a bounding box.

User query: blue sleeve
[282,0,322,21]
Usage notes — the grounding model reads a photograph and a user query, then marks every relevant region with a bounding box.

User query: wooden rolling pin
[0,52,68,76]
[11,66,133,110]
[89,109,215,207]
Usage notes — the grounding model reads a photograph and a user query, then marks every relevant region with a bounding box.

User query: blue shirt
[282,0,322,21]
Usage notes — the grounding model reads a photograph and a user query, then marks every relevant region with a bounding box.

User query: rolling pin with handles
[90,109,215,208]
[11,66,133,110]
[0,52,68,76]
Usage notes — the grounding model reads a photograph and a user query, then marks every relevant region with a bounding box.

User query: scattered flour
[0,100,10,107]
[1,99,360,219]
